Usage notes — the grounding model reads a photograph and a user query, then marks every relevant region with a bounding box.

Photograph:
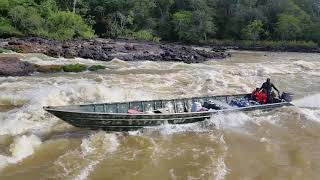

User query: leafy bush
[39,0,58,18]
[46,11,94,40]
[8,6,45,36]
[0,0,9,16]
[172,11,194,42]
[0,1,94,40]
[241,20,265,41]
[88,65,106,71]
[0,18,22,37]
[275,14,302,40]
[62,64,87,72]
[132,30,161,41]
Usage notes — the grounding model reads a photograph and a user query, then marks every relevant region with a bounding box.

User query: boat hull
[44,100,293,131]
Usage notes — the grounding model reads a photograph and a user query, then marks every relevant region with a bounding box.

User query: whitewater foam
[0,134,41,169]
[211,112,252,130]
[0,78,155,136]
[51,132,120,180]
[293,94,320,108]
[293,60,320,71]
[0,94,28,106]
[21,53,107,66]
[75,133,120,180]
[298,108,320,123]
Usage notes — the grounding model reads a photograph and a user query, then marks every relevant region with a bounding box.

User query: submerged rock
[35,65,63,73]
[62,64,87,72]
[0,55,108,76]
[0,57,35,76]
[88,65,106,71]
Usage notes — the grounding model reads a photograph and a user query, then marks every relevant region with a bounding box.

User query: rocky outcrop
[1,37,228,63]
[0,57,108,76]
[0,57,35,76]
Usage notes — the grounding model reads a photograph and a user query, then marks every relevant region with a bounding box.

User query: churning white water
[0,51,319,179]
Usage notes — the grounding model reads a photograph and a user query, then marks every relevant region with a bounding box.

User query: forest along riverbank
[0,37,229,64]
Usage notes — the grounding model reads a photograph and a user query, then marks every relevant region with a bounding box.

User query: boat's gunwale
[46,94,250,108]
[44,101,293,116]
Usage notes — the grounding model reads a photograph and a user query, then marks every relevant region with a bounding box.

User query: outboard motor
[281,92,294,102]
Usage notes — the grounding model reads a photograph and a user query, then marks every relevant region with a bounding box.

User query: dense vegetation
[0,0,319,44]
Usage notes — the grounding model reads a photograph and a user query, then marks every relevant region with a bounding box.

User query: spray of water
[0,134,42,169]
[292,94,320,108]
[52,132,120,180]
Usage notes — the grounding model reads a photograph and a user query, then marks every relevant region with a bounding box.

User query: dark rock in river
[46,48,61,58]
[1,37,228,63]
[78,48,110,61]
[35,65,63,73]
[0,57,35,76]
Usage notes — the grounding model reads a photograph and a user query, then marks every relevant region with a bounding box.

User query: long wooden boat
[43,93,293,131]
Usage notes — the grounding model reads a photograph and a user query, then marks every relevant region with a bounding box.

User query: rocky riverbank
[0,37,228,64]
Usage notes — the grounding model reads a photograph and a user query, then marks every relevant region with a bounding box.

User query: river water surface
[0,51,319,180]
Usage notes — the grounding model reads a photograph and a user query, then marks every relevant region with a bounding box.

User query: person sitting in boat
[251,88,260,101]
[256,89,267,104]
[259,78,280,103]
[191,102,208,112]
[271,91,281,103]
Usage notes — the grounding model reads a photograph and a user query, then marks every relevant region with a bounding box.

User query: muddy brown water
[0,51,319,180]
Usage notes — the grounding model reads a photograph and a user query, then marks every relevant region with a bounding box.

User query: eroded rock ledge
[0,37,228,63]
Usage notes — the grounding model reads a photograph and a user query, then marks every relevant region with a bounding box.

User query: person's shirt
[260,82,278,94]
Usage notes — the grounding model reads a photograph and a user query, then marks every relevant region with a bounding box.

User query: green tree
[171,1,217,43]
[0,18,22,37]
[304,22,320,43]
[46,11,94,40]
[104,12,133,38]
[0,0,319,44]
[275,13,302,40]
[54,0,73,11]
[0,0,9,16]
[216,0,266,39]
[153,0,174,39]
[132,0,156,29]
[172,10,194,41]
[241,20,264,40]
[190,0,216,41]
[39,0,58,17]
[9,6,45,36]
[86,0,132,38]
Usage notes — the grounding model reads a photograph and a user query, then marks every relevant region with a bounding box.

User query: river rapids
[0,51,319,180]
